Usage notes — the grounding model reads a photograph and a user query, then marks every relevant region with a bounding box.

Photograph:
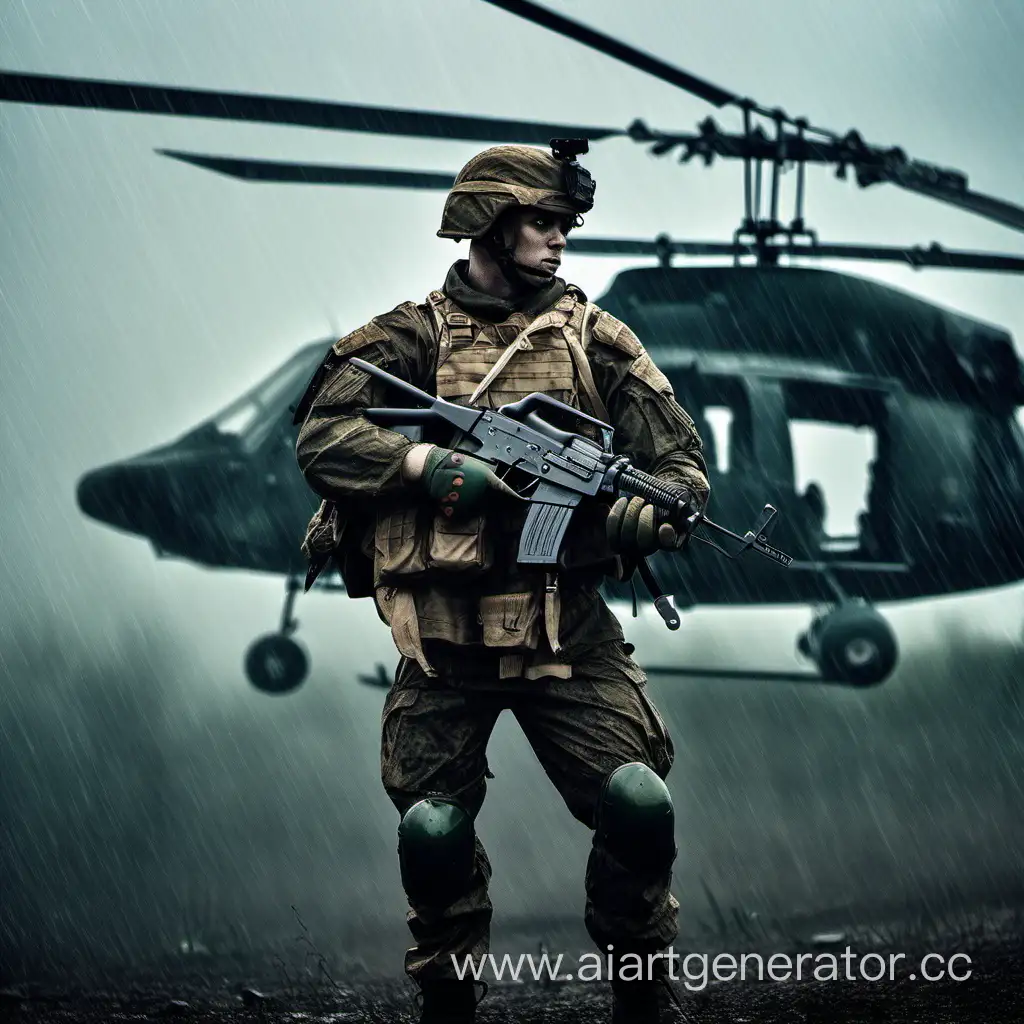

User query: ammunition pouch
[478,591,541,649]
[427,511,492,574]
[373,504,494,587]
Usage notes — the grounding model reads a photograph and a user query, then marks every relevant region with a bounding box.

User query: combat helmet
[437,139,596,242]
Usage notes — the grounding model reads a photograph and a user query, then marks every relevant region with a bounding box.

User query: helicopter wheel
[245,633,309,695]
[244,575,309,694]
[798,601,898,686]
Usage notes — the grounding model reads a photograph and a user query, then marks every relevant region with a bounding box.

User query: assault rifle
[350,356,792,629]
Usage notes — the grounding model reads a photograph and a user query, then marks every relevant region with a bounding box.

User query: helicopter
[6,0,1024,694]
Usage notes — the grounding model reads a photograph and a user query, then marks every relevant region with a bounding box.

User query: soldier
[294,142,709,1023]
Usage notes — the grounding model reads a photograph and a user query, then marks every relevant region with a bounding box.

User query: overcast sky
[3,0,1023,681]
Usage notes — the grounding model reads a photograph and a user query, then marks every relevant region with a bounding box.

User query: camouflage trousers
[380,639,678,981]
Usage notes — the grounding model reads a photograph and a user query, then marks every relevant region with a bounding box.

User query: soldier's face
[512,207,571,282]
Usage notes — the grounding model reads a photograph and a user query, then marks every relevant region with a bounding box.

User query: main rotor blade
[0,69,621,143]
[888,179,1024,237]
[623,121,1024,240]
[482,0,736,108]
[567,237,738,257]
[566,236,1024,273]
[796,241,1024,273]
[482,4,1024,241]
[159,150,456,189]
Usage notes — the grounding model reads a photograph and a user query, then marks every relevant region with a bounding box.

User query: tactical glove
[606,491,696,557]
[403,444,521,517]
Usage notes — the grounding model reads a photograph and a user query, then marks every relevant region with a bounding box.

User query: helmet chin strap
[502,255,554,288]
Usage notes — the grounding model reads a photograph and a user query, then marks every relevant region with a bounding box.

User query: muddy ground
[5,905,1022,1023]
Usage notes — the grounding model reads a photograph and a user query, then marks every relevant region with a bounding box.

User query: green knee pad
[398,797,475,906]
[596,762,676,872]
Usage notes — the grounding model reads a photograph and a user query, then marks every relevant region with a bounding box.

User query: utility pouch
[374,507,429,585]
[478,591,541,649]
[426,512,492,574]
[302,499,375,597]
[301,500,338,561]
[375,585,435,676]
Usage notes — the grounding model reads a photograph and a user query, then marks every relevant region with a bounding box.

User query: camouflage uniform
[383,642,675,978]
[294,147,709,986]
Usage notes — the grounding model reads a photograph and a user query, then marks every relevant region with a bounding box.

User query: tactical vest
[427,287,608,420]
[303,286,615,678]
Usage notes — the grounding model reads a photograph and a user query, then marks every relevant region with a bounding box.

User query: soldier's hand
[404,444,521,517]
[606,491,695,556]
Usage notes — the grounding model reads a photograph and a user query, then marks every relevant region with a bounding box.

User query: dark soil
[4,913,1022,1023]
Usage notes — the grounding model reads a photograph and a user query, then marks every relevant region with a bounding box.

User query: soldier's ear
[499,208,521,248]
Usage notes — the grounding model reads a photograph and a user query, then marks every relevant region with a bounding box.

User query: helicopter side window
[975,410,1024,520]
[214,400,261,439]
[783,379,891,558]
[789,421,876,543]
[700,406,729,473]
[689,375,754,479]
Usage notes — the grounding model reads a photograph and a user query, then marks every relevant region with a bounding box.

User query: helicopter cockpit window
[208,346,326,453]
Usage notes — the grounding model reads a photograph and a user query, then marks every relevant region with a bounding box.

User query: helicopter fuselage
[77,266,1024,611]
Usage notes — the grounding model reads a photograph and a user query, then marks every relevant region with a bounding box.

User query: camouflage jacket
[294,261,709,672]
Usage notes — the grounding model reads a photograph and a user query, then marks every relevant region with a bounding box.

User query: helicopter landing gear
[797,600,898,686]
[244,575,309,695]
[796,565,897,686]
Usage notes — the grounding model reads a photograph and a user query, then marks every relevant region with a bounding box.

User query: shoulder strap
[427,289,476,374]
[564,300,611,423]
[426,290,451,371]
[426,289,446,332]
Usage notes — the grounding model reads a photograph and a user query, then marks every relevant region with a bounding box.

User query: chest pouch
[374,506,428,586]
[426,511,492,574]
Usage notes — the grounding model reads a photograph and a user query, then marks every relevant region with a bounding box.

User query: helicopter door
[698,373,798,550]
[887,395,979,567]
[736,377,795,487]
[696,372,794,486]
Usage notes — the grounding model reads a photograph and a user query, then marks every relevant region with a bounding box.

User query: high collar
[442,260,568,323]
